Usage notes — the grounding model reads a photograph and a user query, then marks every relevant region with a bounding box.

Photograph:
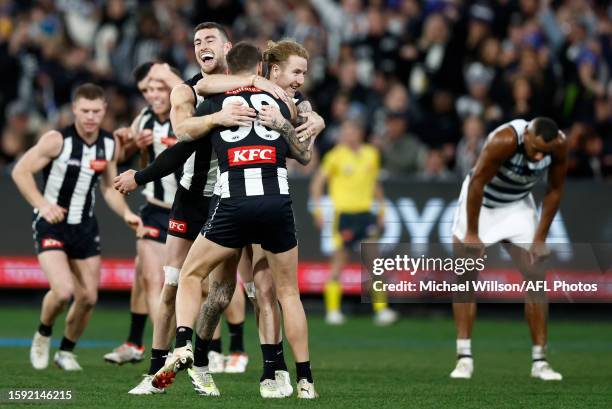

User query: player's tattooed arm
[196,280,235,340]
[258,105,312,165]
[295,100,325,149]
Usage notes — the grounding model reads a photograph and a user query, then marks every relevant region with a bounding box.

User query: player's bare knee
[255,281,276,307]
[54,287,74,304]
[276,285,300,303]
[75,292,97,310]
[160,285,178,307]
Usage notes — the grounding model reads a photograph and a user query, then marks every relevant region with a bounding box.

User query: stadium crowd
[1,0,611,179]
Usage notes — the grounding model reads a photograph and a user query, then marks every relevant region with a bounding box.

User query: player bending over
[450,117,567,381]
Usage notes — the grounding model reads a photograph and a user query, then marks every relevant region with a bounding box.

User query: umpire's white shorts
[451,175,537,249]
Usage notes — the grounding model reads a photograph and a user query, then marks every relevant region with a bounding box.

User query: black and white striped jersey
[139,111,179,205]
[40,125,116,224]
[196,87,292,199]
[482,119,552,208]
[179,72,218,197]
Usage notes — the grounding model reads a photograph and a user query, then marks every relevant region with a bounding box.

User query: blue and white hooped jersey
[40,125,115,224]
[481,119,552,208]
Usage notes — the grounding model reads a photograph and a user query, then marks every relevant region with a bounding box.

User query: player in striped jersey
[116,23,278,396]
[191,38,325,397]
[153,42,318,399]
[106,64,184,365]
[104,61,159,365]
[450,117,568,381]
[12,84,142,371]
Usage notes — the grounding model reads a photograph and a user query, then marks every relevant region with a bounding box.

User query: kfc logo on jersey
[90,159,108,173]
[168,219,187,234]
[41,238,64,249]
[228,146,276,166]
[143,226,160,238]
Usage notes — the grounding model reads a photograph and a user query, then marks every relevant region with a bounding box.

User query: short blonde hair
[263,39,309,72]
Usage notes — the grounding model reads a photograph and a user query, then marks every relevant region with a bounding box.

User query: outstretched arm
[195,74,288,101]
[113,141,197,194]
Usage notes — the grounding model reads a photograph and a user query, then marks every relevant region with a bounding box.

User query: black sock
[260,344,277,381]
[148,349,169,375]
[296,361,313,383]
[209,338,222,353]
[194,335,211,367]
[275,340,288,371]
[59,337,76,352]
[127,313,147,347]
[175,326,193,348]
[227,321,244,353]
[38,322,52,337]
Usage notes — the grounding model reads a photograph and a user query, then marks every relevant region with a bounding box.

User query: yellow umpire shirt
[321,143,380,214]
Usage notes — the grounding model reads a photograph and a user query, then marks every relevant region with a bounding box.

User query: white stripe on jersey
[277,168,289,195]
[67,145,96,224]
[244,168,264,196]
[219,171,230,198]
[204,151,218,196]
[43,138,72,204]
[180,151,196,191]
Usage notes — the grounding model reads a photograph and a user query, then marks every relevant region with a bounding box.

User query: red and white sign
[168,219,187,234]
[228,145,276,166]
[0,257,609,301]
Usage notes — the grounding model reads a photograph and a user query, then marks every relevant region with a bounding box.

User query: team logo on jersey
[41,238,64,249]
[90,159,108,173]
[161,136,178,147]
[168,219,187,234]
[228,145,276,166]
[143,226,161,238]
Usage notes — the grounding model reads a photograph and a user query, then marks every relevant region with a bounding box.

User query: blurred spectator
[375,111,428,178]
[417,149,454,181]
[455,116,485,178]
[455,62,503,124]
[0,0,609,182]
[567,124,605,179]
[1,101,35,165]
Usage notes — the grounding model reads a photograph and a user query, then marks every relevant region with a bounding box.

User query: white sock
[457,339,472,357]
[192,365,209,372]
[532,345,546,361]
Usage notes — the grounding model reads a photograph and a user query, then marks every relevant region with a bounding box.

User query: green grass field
[0,306,610,408]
